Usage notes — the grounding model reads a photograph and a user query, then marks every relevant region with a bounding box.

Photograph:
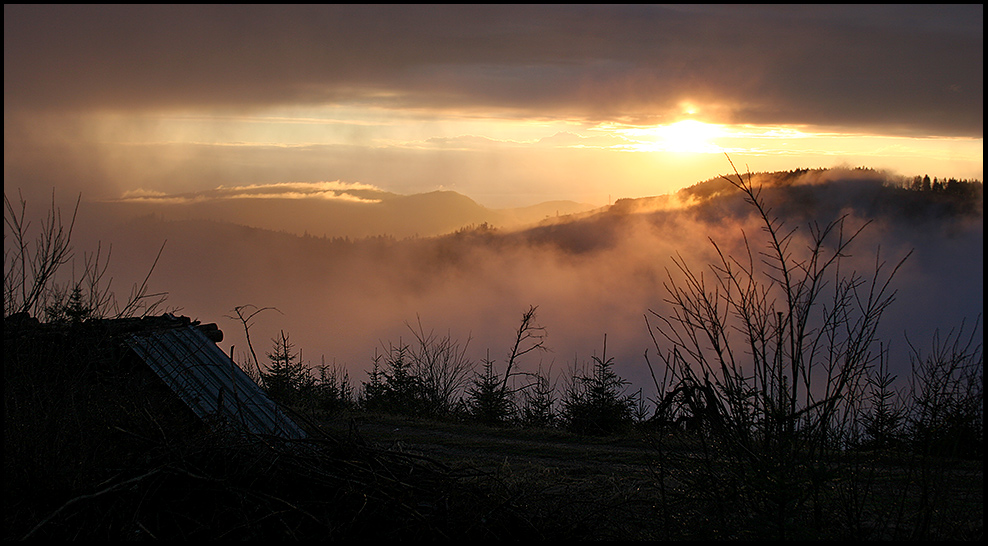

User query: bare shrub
[465,305,549,425]
[406,317,475,417]
[644,157,910,538]
[905,317,983,459]
[4,190,167,321]
[4,191,79,318]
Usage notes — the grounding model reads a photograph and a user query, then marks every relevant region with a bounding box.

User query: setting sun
[657,120,726,153]
[615,120,727,154]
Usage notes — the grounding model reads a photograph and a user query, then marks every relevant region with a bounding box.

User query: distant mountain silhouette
[93,188,599,239]
[501,167,983,255]
[610,167,983,224]
[83,168,982,262]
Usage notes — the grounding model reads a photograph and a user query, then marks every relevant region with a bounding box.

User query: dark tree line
[908,174,982,197]
[255,307,640,436]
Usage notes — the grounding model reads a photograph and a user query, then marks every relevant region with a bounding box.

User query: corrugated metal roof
[126,325,307,440]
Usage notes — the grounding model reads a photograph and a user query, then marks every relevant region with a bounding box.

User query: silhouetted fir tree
[466,356,514,426]
[312,359,354,413]
[262,330,313,406]
[861,358,906,450]
[521,368,557,428]
[44,285,94,324]
[361,353,389,410]
[562,336,634,435]
[360,342,429,416]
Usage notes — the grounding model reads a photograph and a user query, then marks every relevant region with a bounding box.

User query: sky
[4,4,983,209]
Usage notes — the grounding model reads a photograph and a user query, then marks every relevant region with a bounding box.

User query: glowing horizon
[51,104,981,209]
[5,5,982,209]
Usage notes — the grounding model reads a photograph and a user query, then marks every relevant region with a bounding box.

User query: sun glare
[617,120,727,154]
[656,120,725,153]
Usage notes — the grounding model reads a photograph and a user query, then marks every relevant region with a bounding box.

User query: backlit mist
[44,167,979,405]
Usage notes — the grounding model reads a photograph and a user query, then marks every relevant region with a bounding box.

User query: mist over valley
[60,167,983,403]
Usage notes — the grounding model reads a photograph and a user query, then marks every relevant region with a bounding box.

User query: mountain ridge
[83,167,982,247]
[90,188,601,240]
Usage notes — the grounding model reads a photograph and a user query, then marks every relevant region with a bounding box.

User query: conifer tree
[262,330,312,406]
[467,355,514,425]
[562,336,634,435]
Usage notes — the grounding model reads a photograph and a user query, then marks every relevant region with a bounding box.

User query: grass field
[309,410,984,541]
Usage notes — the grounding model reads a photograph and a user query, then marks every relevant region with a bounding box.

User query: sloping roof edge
[126,325,307,440]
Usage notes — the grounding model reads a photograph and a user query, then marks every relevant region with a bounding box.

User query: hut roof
[125,317,307,440]
[5,312,307,440]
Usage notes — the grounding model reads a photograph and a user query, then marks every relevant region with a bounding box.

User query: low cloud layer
[117,181,385,204]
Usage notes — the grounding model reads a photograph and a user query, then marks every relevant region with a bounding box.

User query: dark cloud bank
[64,168,983,405]
[5,4,982,136]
